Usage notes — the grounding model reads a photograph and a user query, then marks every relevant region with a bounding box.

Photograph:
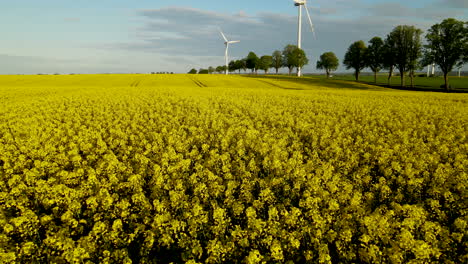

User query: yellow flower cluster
[0,74,466,263]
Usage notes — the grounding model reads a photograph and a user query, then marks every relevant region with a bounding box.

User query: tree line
[189,45,309,76]
[189,18,466,91]
[337,18,467,91]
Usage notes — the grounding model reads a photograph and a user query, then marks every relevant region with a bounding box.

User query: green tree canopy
[198,68,209,74]
[282,44,298,75]
[383,36,397,86]
[343,40,367,81]
[228,60,238,73]
[215,65,226,74]
[365,37,385,83]
[424,18,468,91]
[234,60,245,74]
[387,25,423,88]
[208,66,215,74]
[259,55,273,74]
[316,52,339,78]
[290,48,309,75]
[246,52,260,74]
[272,50,283,74]
[240,59,247,73]
[282,45,309,76]
[188,68,197,74]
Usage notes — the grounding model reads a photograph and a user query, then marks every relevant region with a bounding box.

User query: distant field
[319,73,468,92]
[0,74,467,263]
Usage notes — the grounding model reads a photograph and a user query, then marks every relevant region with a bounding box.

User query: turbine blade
[229,40,240,44]
[304,4,316,39]
[219,28,228,42]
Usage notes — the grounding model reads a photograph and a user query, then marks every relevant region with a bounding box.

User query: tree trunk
[444,73,449,92]
[374,71,377,83]
[276,68,279,74]
[400,73,405,88]
[387,66,393,86]
[326,69,330,78]
[355,70,359,81]
[288,67,293,75]
[410,71,414,88]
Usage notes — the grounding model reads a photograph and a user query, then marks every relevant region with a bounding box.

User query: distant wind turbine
[219,29,240,75]
[293,0,316,77]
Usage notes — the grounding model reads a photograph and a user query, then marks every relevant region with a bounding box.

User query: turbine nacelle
[294,0,306,6]
[293,0,315,36]
[293,0,315,37]
[224,40,240,46]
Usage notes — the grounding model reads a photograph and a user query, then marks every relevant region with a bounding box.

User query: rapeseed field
[0,74,466,263]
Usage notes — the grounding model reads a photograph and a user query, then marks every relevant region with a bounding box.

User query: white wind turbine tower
[293,0,316,77]
[219,29,240,75]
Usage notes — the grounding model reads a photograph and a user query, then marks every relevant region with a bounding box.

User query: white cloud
[122,4,466,72]
[3,3,466,74]
[112,6,407,72]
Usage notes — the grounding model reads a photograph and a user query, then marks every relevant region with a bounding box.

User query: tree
[408,32,423,88]
[229,60,237,73]
[282,44,297,75]
[246,52,260,74]
[208,66,215,74]
[198,68,209,74]
[424,18,468,91]
[215,66,226,74]
[234,60,245,74]
[188,68,197,74]
[291,48,309,75]
[383,37,397,86]
[343,40,367,81]
[316,52,339,78]
[365,37,385,83]
[259,55,273,74]
[282,45,308,76]
[272,50,283,74]
[240,59,247,73]
[465,27,468,64]
[387,25,423,88]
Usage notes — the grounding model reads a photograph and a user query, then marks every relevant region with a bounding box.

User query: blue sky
[1,0,467,74]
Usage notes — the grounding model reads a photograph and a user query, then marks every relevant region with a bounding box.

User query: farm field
[0,74,467,263]
[320,74,468,92]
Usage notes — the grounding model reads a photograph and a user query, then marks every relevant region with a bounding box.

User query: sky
[1,0,467,74]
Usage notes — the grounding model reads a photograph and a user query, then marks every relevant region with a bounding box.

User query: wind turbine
[219,29,240,75]
[293,0,316,77]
